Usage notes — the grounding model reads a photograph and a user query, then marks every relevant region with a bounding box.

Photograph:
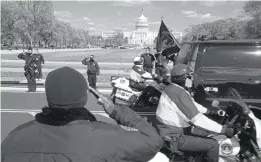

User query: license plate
[115,89,132,100]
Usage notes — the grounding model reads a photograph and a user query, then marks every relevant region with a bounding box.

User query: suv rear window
[200,44,261,69]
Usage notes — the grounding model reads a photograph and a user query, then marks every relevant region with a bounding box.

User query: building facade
[101,31,116,39]
[123,11,158,46]
[101,11,183,45]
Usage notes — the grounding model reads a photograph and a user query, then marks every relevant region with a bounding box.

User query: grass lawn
[1,48,155,63]
[1,72,129,83]
[1,48,159,82]
[1,62,132,71]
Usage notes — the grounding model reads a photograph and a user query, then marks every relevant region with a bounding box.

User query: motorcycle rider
[155,64,237,162]
[129,56,152,91]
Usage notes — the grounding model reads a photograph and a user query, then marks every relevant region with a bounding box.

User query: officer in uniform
[18,47,37,92]
[35,49,45,80]
[82,55,100,89]
[141,47,155,74]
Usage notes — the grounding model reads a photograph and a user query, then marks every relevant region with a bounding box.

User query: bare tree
[15,1,54,46]
[243,1,261,38]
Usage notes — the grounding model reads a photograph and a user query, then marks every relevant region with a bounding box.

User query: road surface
[1,91,115,142]
[1,90,157,142]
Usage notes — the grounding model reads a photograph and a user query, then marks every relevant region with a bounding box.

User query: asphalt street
[1,91,157,142]
[1,91,116,142]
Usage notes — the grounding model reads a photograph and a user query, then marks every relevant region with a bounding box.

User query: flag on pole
[156,20,180,61]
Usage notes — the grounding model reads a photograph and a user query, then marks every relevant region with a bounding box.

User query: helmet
[134,56,143,65]
[171,64,194,86]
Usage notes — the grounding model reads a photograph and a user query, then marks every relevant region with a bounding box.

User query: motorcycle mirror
[217,110,226,117]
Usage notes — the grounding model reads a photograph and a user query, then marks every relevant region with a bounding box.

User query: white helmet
[134,56,143,65]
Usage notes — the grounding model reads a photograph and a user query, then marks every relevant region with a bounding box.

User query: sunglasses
[174,72,194,81]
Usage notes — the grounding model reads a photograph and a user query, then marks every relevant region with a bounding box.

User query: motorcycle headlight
[220,143,233,156]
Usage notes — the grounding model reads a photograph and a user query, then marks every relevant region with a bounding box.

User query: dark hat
[45,66,88,109]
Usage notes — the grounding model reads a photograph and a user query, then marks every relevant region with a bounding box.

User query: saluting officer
[18,47,37,92]
[82,55,100,89]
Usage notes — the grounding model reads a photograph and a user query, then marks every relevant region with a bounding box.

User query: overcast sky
[53,1,248,34]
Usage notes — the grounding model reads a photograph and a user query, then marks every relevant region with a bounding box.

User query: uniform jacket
[141,53,155,68]
[2,106,163,162]
[155,83,223,137]
[130,65,152,83]
[82,58,100,75]
[18,53,37,72]
[35,53,45,66]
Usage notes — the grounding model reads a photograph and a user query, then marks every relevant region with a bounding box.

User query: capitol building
[102,11,182,45]
[122,11,158,45]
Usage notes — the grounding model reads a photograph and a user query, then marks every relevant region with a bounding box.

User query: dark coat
[18,53,37,74]
[1,106,164,162]
[35,53,45,66]
[82,58,100,75]
[141,53,155,68]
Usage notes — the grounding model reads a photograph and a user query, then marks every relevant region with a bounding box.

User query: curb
[1,81,21,84]
[1,87,112,93]
[1,80,111,87]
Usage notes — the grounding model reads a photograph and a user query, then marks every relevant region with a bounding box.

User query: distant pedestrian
[35,49,45,80]
[141,47,155,74]
[17,47,37,92]
[82,55,100,89]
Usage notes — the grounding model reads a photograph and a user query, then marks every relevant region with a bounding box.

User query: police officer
[82,55,100,89]
[141,47,155,74]
[35,49,45,80]
[18,47,37,92]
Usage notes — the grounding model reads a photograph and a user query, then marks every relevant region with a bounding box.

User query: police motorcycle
[132,84,261,162]
[110,72,157,106]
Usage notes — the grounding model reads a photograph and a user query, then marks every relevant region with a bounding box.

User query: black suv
[132,39,261,122]
[175,39,261,119]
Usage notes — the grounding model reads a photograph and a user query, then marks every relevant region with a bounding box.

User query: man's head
[90,55,94,61]
[171,64,194,88]
[27,46,33,55]
[45,66,88,109]
[145,47,150,54]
